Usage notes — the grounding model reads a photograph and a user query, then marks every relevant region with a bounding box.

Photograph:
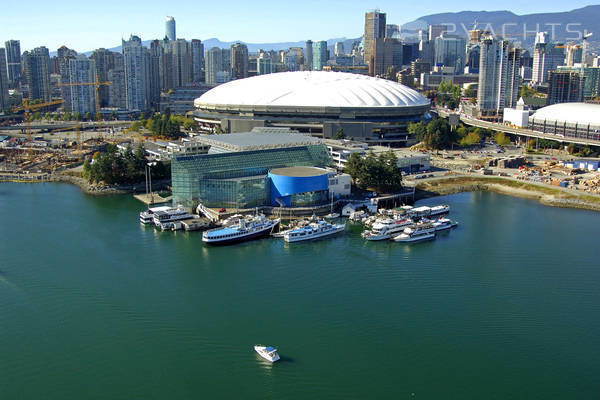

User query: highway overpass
[433,108,600,148]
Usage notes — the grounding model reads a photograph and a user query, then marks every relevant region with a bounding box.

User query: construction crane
[57,75,111,141]
[11,99,65,160]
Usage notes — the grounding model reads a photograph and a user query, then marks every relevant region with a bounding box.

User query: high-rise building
[547,70,585,105]
[558,66,600,98]
[532,43,565,84]
[69,56,97,115]
[22,46,51,101]
[108,68,126,109]
[419,39,435,64]
[230,43,248,80]
[370,38,403,77]
[90,48,123,107]
[305,40,313,71]
[385,24,401,39]
[206,47,230,85]
[334,42,345,57]
[165,16,176,41]
[122,35,151,111]
[285,47,304,72]
[191,39,204,83]
[5,40,21,88]
[428,24,447,41]
[56,46,78,109]
[364,10,386,67]
[434,34,466,73]
[0,48,9,111]
[312,41,327,71]
[466,44,481,73]
[477,37,522,114]
[257,57,273,75]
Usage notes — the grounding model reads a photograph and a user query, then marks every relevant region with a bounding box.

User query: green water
[1,182,599,399]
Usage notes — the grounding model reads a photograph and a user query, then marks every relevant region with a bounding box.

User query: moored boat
[392,224,436,243]
[202,214,280,245]
[139,205,172,224]
[432,217,458,231]
[283,220,345,243]
[361,217,413,241]
[152,207,195,228]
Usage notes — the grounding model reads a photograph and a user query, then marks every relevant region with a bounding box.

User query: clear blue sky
[1,0,598,52]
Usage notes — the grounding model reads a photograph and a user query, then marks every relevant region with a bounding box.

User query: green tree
[408,121,427,141]
[63,112,72,121]
[334,128,345,140]
[464,86,476,98]
[110,111,117,120]
[85,112,93,121]
[494,132,511,146]
[424,118,456,149]
[460,130,481,146]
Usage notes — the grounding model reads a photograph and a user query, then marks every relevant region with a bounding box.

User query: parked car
[218,208,227,213]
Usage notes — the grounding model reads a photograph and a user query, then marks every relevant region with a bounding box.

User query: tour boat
[254,345,280,362]
[152,207,195,229]
[139,205,172,224]
[429,204,450,216]
[361,218,413,241]
[283,220,345,243]
[202,214,280,245]
[392,224,436,243]
[432,217,458,231]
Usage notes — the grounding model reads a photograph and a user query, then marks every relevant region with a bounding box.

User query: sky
[1,0,598,52]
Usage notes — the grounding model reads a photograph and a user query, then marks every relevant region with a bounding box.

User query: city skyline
[1,1,598,52]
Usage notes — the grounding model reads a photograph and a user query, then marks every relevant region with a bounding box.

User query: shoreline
[48,173,171,196]
[415,176,600,212]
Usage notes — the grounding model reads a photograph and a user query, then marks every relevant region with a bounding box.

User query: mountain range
[72,5,600,56]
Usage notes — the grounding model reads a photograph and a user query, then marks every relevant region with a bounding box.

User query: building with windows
[385,24,401,39]
[193,71,430,146]
[364,10,386,67]
[0,48,9,111]
[434,34,467,74]
[428,24,447,41]
[68,56,97,115]
[22,46,51,102]
[5,40,21,88]
[171,128,333,208]
[370,38,403,77]
[532,43,565,84]
[165,16,176,41]
[231,43,248,80]
[529,102,600,140]
[304,40,313,71]
[122,35,151,111]
[312,41,327,71]
[547,70,585,105]
[557,66,600,99]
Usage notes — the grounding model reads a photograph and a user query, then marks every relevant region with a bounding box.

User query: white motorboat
[361,218,413,241]
[349,210,367,222]
[324,212,340,219]
[139,205,172,224]
[203,214,280,245]
[283,220,345,243]
[432,217,458,231]
[152,207,195,228]
[430,204,450,216]
[254,345,280,362]
[392,224,436,243]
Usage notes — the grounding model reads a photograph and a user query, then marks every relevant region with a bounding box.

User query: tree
[344,150,403,193]
[464,86,476,98]
[424,118,456,149]
[460,131,481,146]
[74,112,82,121]
[62,112,72,121]
[494,132,511,146]
[334,128,345,140]
[408,121,427,141]
[85,112,93,121]
[110,111,117,120]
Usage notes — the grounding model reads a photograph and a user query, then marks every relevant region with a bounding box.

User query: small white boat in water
[283,220,345,243]
[254,345,280,362]
[139,205,172,224]
[361,218,413,241]
[432,217,458,231]
[430,204,450,216]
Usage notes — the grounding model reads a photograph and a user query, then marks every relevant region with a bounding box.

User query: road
[433,108,600,147]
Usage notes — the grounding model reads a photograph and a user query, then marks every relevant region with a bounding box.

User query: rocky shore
[416,176,600,212]
[50,173,170,196]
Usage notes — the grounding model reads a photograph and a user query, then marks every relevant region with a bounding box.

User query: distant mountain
[72,37,361,57]
[402,5,600,47]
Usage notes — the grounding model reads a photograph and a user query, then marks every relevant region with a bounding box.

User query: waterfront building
[231,43,248,80]
[171,127,334,208]
[122,35,151,111]
[477,37,522,114]
[165,16,176,41]
[22,46,51,102]
[312,41,327,71]
[434,34,467,74]
[305,40,313,71]
[0,48,9,111]
[68,56,97,115]
[5,40,21,88]
[364,10,386,67]
[193,71,430,146]
[547,70,585,105]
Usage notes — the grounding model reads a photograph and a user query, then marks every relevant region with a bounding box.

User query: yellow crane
[57,75,111,141]
[11,99,65,160]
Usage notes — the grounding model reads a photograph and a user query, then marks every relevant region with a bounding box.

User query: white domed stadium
[193,71,430,146]
[530,103,600,140]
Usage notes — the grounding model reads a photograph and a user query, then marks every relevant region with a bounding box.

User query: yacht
[283,220,345,243]
[361,218,413,241]
[202,214,280,245]
[254,345,280,362]
[392,224,436,243]
[139,205,172,224]
[432,217,458,231]
[152,207,195,230]
[430,204,450,216]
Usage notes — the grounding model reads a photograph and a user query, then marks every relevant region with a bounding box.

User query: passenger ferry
[283,220,345,243]
[361,218,413,241]
[139,205,172,224]
[392,224,436,243]
[152,207,195,230]
[254,345,280,362]
[202,214,280,245]
[430,204,450,216]
[432,217,458,231]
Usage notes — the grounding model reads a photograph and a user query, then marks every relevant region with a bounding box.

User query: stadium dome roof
[531,103,600,126]
[195,71,430,109]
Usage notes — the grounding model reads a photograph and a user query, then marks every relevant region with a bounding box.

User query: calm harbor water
[1,182,599,399]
